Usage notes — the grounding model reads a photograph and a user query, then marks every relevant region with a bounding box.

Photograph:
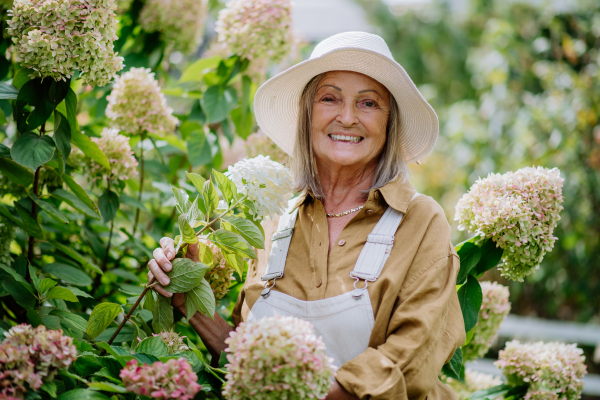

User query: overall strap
[261,200,300,282]
[350,192,421,281]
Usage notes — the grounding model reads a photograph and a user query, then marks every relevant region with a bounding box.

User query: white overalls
[248,193,420,368]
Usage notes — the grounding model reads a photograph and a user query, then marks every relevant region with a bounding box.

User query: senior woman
[148,32,465,400]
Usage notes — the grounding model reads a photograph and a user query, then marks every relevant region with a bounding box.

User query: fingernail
[165,291,173,297]
[162,277,170,285]
[165,262,172,271]
[167,251,173,258]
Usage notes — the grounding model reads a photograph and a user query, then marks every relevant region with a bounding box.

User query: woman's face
[311,71,391,172]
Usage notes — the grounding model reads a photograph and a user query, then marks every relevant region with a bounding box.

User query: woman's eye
[362,100,378,108]
[322,97,335,102]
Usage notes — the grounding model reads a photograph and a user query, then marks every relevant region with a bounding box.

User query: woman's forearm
[185,308,235,365]
[327,380,359,400]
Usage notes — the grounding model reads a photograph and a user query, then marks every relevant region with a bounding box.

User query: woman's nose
[336,103,359,126]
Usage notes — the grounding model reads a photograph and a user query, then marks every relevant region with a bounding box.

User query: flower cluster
[495,340,587,400]
[120,358,201,400]
[462,281,511,361]
[447,369,504,400]
[223,315,336,400]
[140,0,207,55]
[70,128,138,186]
[455,166,564,281]
[199,238,235,300]
[154,331,189,354]
[7,0,123,86]
[226,155,293,220]
[0,217,15,266]
[106,68,178,136]
[215,0,293,64]
[0,324,77,398]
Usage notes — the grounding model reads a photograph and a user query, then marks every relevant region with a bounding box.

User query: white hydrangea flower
[7,0,124,86]
[140,0,208,55]
[495,340,587,400]
[226,155,293,220]
[447,369,504,400]
[106,68,178,136]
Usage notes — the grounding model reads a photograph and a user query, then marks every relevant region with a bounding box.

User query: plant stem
[102,195,248,351]
[27,123,45,265]
[132,131,146,238]
[101,219,114,271]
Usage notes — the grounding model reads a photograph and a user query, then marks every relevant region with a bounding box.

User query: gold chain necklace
[326,205,364,218]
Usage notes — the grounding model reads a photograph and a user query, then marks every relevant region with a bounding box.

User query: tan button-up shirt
[232,178,465,400]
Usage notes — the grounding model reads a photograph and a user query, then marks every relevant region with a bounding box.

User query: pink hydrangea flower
[495,340,586,400]
[455,166,564,281]
[0,324,77,399]
[222,315,336,400]
[120,358,201,400]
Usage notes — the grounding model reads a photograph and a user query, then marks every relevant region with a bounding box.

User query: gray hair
[291,72,409,199]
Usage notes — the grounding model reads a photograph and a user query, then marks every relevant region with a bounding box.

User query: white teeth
[329,134,362,143]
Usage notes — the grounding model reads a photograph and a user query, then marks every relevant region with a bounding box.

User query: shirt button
[365,209,374,215]
[316,280,322,288]
[338,239,346,246]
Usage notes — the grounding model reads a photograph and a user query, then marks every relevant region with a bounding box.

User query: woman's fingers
[186,242,200,262]
[148,259,170,287]
[153,247,172,272]
[159,237,176,260]
[147,271,172,298]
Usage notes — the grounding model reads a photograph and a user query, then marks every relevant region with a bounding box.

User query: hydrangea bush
[155,330,189,354]
[140,0,208,55]
[223,315,336,400]
[120,358,202,400]
[215,0,293,64]
[495,341,587,400]
[462,281,511,361]
[0,324,77,398]
[7,0,123,86]
[455,166,564,281]
[106,67,178,136]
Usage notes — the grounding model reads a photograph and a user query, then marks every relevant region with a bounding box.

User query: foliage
[446,369,503,400]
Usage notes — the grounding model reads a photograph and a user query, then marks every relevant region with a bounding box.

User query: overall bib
[248,193,420,368]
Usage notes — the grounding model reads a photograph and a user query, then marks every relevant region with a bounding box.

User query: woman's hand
[326,380,359,400]
[147,237,201,311]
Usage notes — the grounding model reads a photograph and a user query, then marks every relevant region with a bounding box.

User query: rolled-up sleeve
[335,252,465,400]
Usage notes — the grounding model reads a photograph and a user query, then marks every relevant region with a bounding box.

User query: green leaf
[49,309,87,332]
[455,237,484,285]
[0,204,25,231]
[65,88,79,135]
[473,239,504,277]
[39,278,58,294]
[29,264,41,292]
[143,289,156,311]
[12,68,31,89]
[197,241,214,265]
[73,356,103,378]
[27,309,43,326]
[46,286,78,302]
[458,275,483,333]
[57,389,109,400]
[71,129,110,170]
[0,157,34,187]
[441,347,463,381]
[68,286,93,298]
[186,172,207,193]
[222,252,245,278]
[0,82,19,99]
[187,130,212,167]
[179,56,220,83]
[90,368,121,385]
[99,189,119,221]
[14,202,43,239]
[86,303,123,341]
[0,264,35,294]
[62,174,99,215]
[208,229,257,259]
[53,111,71,166]
[212,169,237,206]
[162,258,208,293]
[161,351,202,373]
[152,295,173,333]
[467,384,514,400]
[172,187,191,214]
[94,326,134,343]
[202,85,238,124]
[119,193,147,211]
[2,278,36,309]
[178,214,198,245]
[131,352,160,365]
[41,381,57,398]
[47,240,102,274]
[29,193,69,223]
[218,350,228,369]
[43,263,92,286]
[203,179,219,215]
[52,188,100,219]
[16,79,54,131]
[88,382,127,394]
[185,279,215,320]
[135,336,168,357]
[48,79,70,106]
[222,216,264,249]
[11,132,55,171]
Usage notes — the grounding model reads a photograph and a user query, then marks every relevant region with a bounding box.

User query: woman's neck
[317,160,377,210]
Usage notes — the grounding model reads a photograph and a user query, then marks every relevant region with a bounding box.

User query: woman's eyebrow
[358,89,382,97]
[318,84,342,91]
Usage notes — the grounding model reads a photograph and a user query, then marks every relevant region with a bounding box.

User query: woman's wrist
[326,380,359,400]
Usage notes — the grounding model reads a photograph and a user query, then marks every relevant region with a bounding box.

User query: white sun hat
[253,31,438,164]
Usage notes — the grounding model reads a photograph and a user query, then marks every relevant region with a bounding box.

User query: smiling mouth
[328,134,364,143]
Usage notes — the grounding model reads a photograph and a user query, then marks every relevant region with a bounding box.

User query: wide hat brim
[254,46,439,164]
